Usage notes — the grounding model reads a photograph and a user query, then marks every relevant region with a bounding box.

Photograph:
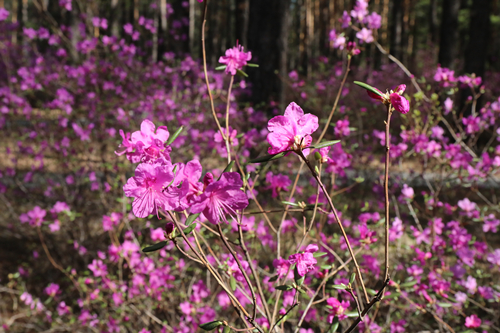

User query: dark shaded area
[438,0,460,68]
[247,0,290,104]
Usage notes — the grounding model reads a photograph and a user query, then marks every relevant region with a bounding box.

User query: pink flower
[0,8,9,21]
[116,119,172,164]
[464,314,481,328]
[88,259,107,277]
[356,28,374,43]
[288,244,318,277]
[123,162,182,218]
[266,172,291,198]
[273,258,291,278]
[44,283,60,297]
[266,102,319,156]
[190,172,248,224]
[326,297,350,322]
[364,12,382,29]
[20,206,46,227]
[219,43,252,75]
[390,93,410,114]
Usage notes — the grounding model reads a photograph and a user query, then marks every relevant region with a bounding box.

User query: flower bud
[390,93,410,114]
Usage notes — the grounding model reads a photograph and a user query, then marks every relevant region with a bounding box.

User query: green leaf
[331,284,346,290]
[199,320,224,331]
[142,241,168,253]
[236,69,248,77]
[345,311,359,317]
[167,126,184,145]
[268,275,279,282]
[309,140,341,149]
[230,275,237,291]
[215,65,227,70]
[384,292,400,300]
[437,302,452,308]
[353,81,383,97]
[320,264,332,270]
[399,280,418,288]
[249,152,287,163]
[219,160,235,178]
[329,320,339,332]
[282,201,298,206]
[185,213,200,226]
[275,284,294,291]
[182,223,196,236]
[366,288,377,296]
[349,273,356,284]
[246,63,259,67]
[223,326,231,333]
[313,252,327,258]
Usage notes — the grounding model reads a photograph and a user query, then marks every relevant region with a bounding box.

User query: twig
[343,278,391,333]
[298,151,370,304]
[200,0,228,143]
[383,104,393,293]
[217,224,259,325]
[238,224,272,321]
[224,76,235,164]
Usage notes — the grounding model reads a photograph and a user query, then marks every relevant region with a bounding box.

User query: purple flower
[341,11,351,28]
[116,119,172,164]
[266,102,319,156]
[59,0,72,11]
[483,214,500,233]
[123,162,182,218]
[465,314,481,328]
[288,244,318,277]
[44,283,60,297]
[334,119,350,137]
[329,29,346,50]
[390,319,406,333]
[266,172,291,198]
[390,93,410,114]
[326,297,350,322]
[273,258,291,278]
[20,206,46,227]
[401,184,414,200]
[364,12,382,29]
[218,43,252,76]
[88,259,107,277]
[190,172,248,224]
[434,66,456,87]
[356,28,374,44]
[487,249,500,266]
[0,8,9,21]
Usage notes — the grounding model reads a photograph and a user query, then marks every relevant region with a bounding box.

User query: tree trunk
[110,0,121,37]
[429,0,438,44]
[389,0,403,60]
[438,0,460,68]
[247,0,290,104]
[464,0,491,78]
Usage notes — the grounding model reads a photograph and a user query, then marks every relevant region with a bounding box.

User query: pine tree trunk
[464,0,491,78]
[247,0,290,104]
[438,0,460,68]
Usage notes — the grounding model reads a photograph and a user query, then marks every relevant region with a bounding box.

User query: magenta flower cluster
[119,120,248,223]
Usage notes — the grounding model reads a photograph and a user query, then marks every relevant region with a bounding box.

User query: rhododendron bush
[1,1,500,333]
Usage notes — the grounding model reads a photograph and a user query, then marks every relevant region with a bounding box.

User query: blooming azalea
[464,314,481,328]
[288,244,318,277]
[123,162,183,218]
[219,43,252,76]
[267,102,319,156]
[116,119,172,163]
[326,297,350,322]
[366,84,410,114]
[190,172,248,224]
